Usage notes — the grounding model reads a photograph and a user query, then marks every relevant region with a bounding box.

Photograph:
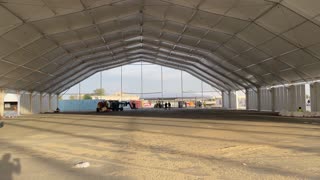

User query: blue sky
[63,62,221,99]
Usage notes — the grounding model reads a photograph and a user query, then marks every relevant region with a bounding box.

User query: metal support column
[228,90,232,109]
[257,88,261,111]
[141,61,143,99]
[181,70,183,101]
[40,93,43,113]
[121,66,123,101]
[221,91,225,108]
[29,92,33,114]
[201,81,204,103]
[49,94,52,112]
[0,89,4,117]
[288,85,296,112]
[161,66,163,100]
[271,88,276,112]
[78,83,81,111]
[311,82,320,112]
[100,71,102,99]
[245,89,249,110]
[56,94,59,109]
[16,90,21,115]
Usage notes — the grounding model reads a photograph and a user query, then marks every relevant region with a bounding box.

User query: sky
[63,62,221,99]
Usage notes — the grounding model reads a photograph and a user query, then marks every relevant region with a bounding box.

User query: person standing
[132,101,136,109]
[168,102,171,110]
[165,102,168,110]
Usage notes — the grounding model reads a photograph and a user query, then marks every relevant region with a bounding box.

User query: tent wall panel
[246,89,258,110]
[222,91,230,108]
[32,94,41,114]
[41,94,50,113]
[274,86,289,112]
[229,91,237,109]
[273,85,306,112]
[0,89,4,117]
[260,88,272,111]
[288,85,306,111]
[20,93,32,115]
[311,82,320,112]
[50,94,58,112]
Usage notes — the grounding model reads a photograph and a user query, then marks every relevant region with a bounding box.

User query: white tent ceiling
[0,0,320,94]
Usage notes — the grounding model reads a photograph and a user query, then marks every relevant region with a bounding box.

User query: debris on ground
[73,161,90,168]
[242,163,247,166]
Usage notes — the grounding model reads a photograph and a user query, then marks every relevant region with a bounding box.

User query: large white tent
[0,0,320,95]
[0,0,320,112]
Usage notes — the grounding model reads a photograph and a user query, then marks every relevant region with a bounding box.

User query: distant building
[142,96,223,108]
[92,92,140,101]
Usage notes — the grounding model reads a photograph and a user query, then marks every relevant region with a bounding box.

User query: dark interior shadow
[0,153,21,180]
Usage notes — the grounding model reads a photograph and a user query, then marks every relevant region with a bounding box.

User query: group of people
[164,102,171,110]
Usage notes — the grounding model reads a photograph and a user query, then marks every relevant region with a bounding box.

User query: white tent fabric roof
[0,0,320,93]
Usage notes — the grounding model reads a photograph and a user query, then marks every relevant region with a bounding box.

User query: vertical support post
[16,90,21,116]
[140,61,143,109]
[311,82,320,112]
[246,89,249,110]
[49,94,52,112]
[271,88,276,112]
[29,92,33,114]
[121,66,123,101]
[221,91,225,108]
[0,89,4,117]
[236,91,239,109]
[288,85,296,111]
[228,90,238,109]
[301,84,306,111]
[201,81,204,103]
[100,71,102,99]
[120,66,122,101]
[78,83,81,111]
[141,61,143,99]
[56,94,59,109]
[161,66,163,100]
[40,92,43,114]
[181,70,183,101]
[257,88,261,111]
[228,90,232,109]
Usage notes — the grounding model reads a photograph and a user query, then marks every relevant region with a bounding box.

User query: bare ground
[1,109,320,180]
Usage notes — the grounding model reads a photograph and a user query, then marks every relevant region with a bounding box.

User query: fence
[59,100,101,112]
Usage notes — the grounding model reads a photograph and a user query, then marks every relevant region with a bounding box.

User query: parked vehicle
[96,100,130,112]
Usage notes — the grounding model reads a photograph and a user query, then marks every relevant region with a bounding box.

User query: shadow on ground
[0,153,21,180]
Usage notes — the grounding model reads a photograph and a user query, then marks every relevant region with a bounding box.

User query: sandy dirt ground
[0,109,320,180]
